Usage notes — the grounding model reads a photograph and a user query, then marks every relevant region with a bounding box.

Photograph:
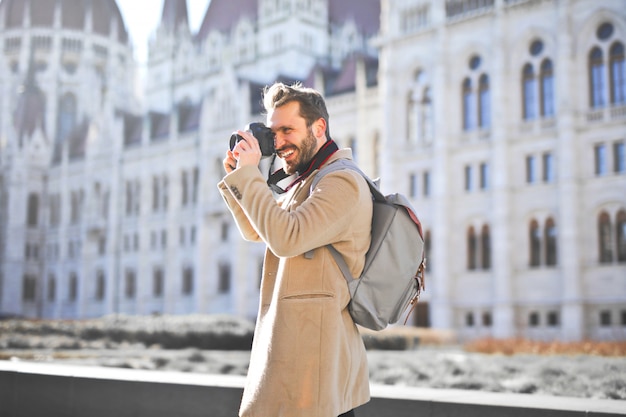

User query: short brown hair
[263,82,330,137]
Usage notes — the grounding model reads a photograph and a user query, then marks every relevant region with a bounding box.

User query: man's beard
[281,129,318,175]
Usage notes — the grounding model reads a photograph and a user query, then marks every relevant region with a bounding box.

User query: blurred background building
[0,0,624,342]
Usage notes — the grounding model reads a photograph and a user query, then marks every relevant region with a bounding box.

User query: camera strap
[267,162,292,194]
[267,139,339,194]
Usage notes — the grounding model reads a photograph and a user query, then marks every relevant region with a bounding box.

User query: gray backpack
[311,159,426,331]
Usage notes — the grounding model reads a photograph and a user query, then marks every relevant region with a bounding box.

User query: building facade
[377,0,626,341]
[0,0,382,322]
[0,0,624,341]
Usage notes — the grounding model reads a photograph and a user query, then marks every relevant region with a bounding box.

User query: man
[218,82,372,417]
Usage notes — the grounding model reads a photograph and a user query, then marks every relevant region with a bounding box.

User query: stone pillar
[429,0,453,331]
[490,3,514,339]
[556,4,584,341]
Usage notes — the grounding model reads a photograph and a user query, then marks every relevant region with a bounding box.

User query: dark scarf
[267,139,339,194]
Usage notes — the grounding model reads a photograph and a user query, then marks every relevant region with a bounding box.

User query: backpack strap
[310,159,385,203]
[310,159,377,285]
[311,159,426,292]
[327,245,355,285]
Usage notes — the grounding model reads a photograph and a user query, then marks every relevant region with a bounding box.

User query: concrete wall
[0,361,624,417]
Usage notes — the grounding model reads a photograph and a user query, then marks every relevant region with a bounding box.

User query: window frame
[529,219,541,267]
[182,267,194,295]
[467,226,478,270]
[594,143,608,175]
[616,210,626,263]
[609,42,625,105]
[614,141,625,173]
[481,224,491,270]
[545,217,558,266]
[462,77,475,131]
[522,63,537,120]
[218,263,231,293]
[542,152,554,182]
[589,47,606,108]
[478,73,490,128]
[539,58,555,117]
[95,270,106,301]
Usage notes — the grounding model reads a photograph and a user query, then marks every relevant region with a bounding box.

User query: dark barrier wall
[0,362,624,417]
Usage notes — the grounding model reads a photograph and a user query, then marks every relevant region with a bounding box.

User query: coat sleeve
[219,164,369,258]
[217,173,263,243]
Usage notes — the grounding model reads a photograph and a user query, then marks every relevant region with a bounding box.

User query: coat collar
[320,148,353,169]
[268,140,343,194]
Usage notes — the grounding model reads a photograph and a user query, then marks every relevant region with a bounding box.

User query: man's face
[268,101,321,175]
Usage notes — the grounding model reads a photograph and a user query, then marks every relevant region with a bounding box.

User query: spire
[160,0,189,33]
[197,0,256,38]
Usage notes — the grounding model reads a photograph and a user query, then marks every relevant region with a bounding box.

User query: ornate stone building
[0,0,624,341]
[0,0,381,322]
[377,0,626,341]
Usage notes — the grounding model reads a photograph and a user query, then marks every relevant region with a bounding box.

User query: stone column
[429,0,453,330]
[490,2,515,338]
[555,3,584,341]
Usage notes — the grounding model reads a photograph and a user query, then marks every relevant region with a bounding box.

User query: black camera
[229,122,275,157]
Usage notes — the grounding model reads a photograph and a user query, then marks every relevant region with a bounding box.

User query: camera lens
[229,133,243,151]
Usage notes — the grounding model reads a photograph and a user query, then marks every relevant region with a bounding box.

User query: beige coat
[218,149,372,417]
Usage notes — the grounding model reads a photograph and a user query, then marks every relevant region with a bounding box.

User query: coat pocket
[281,291,334,300]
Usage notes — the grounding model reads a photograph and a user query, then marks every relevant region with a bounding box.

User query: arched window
[125,270,136,299]
[27,193,39,227]
[589,47,606,108]
[182,267,194,295]
[153,268,164,297]
[422,87,433,143]
[545,218,557,266]
[22,275,36,301]
[616,210,626,262]
[47,274,56,301]
[462,78,475,130]
[478,74,490,128]
[95,270,105,300]
[529,311,540,327]
[529,219,541,267]
[409,173,417,197]
[522,63,536,120]
[218,263,231,293]
[152,176,160,211]
[540,59,555,117]
[609,42,625,105]
[56,93,77,141]
[181,171,189,206]
[408,71,433,144]
[598,211,613,263]
[69,272,78,301]
[162,175,169,210]
[407,92,419,143]
[192,167,199,204]
[467,226,477,270]
[125,182,132,216]
[481,224,491,270]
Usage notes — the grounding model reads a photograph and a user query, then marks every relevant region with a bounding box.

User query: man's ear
[313,118,327,140]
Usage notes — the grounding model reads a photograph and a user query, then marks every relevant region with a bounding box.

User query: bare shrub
[464,338,626,357]
[0,314,255,351]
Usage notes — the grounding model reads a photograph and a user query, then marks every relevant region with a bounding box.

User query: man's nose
[273,132,285,149]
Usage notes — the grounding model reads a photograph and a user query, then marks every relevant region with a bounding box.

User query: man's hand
[223,130,262,173]
[223,149,237,174]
